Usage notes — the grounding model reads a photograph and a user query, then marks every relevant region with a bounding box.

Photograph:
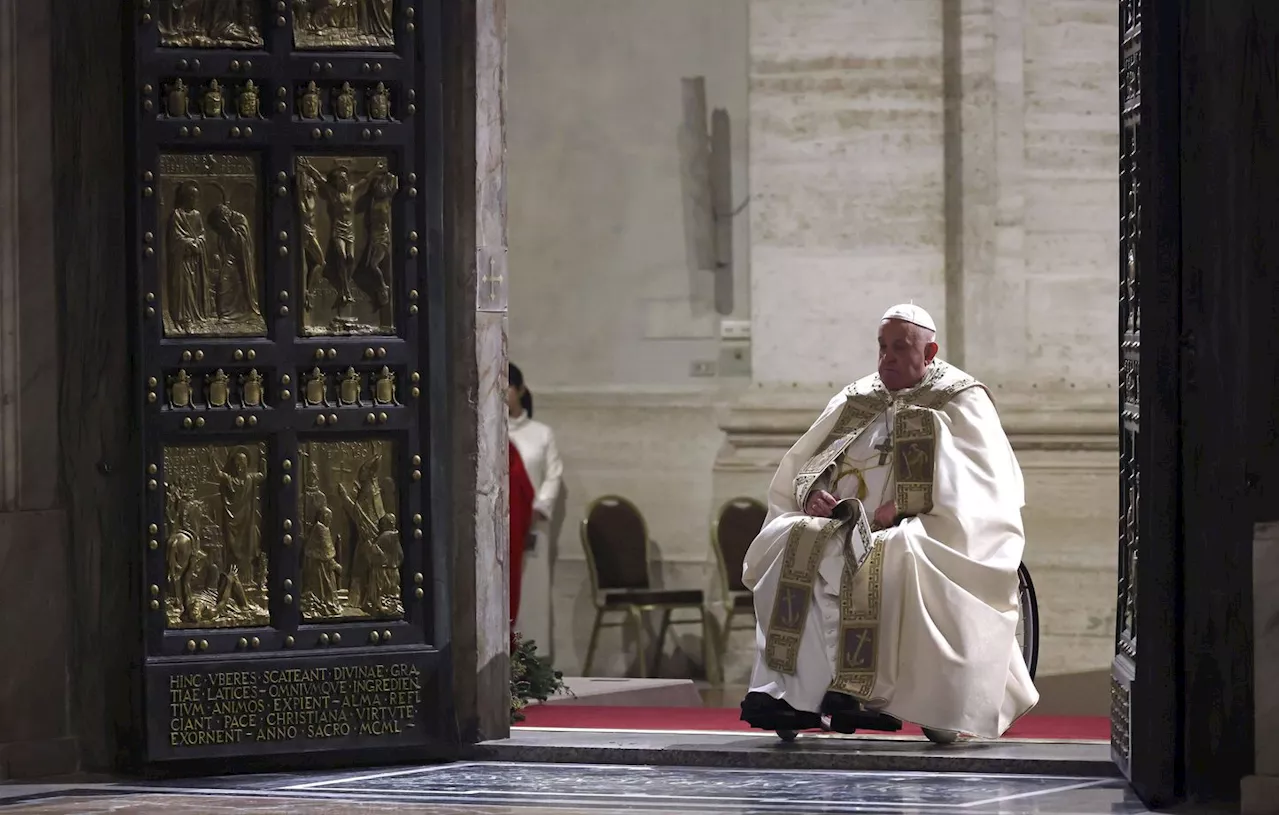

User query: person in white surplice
[507,363,564,660]
[739,304,1038,742]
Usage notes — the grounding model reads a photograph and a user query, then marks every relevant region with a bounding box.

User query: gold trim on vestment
[764,496,880,676]
[829,540,886,699]
[892,406,937,517]
[792,392,886,509]
[764,514,849,673]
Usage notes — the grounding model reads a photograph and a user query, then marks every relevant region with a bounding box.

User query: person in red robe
[509,441,536,629]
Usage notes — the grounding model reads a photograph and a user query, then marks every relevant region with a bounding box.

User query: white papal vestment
[743,361,1038,738]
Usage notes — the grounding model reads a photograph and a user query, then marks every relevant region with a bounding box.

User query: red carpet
[516,705,1109,741]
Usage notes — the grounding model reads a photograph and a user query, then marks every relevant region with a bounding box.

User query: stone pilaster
[473,0,510,742]
[445,0,509,743]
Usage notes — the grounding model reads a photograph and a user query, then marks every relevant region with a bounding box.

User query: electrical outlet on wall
[690,360,717,377]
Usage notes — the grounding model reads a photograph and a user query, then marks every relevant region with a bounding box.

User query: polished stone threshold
[470,727,1119,777]
[0,762,1146,814]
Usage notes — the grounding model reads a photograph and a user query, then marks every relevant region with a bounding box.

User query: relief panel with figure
[297,439,403,621]
[159,154,265,338]
[157,0,263,49]
[163,443,270,629]
[292,0,396,50]
[295,155,398,335]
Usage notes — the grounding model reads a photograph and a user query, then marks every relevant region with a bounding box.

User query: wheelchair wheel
[1016,562,1040,681]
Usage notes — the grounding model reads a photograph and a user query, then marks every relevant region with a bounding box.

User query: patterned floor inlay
[1,763,1155,814]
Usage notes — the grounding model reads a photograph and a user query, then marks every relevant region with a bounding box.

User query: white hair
[912,325,937,346]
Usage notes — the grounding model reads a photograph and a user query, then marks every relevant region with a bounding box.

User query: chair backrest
[712,496,767,594]
[579,495,651,597]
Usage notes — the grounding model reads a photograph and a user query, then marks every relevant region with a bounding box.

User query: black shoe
[819,692,905,734]
[820,691,861,716]
[739,692,821,732]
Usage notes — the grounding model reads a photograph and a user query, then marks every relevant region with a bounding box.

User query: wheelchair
[773,561,1040,745]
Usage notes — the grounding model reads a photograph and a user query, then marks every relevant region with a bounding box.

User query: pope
[739,304,1039,742]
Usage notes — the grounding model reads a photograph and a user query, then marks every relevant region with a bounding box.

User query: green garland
[510,633,570,722]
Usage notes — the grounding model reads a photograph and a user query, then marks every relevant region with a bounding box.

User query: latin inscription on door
[152,652,430,758]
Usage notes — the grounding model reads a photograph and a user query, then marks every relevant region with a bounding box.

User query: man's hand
[805,490,838,518]
[873,501,898,529]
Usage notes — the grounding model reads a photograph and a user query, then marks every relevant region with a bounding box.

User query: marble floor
[0,762,1156,814]
[478,727,1116,776]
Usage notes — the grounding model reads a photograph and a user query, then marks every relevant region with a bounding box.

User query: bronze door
[129,0,447,762]
[1111,0,1182,803]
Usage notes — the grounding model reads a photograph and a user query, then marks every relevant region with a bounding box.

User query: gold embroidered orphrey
[762,362,981,698]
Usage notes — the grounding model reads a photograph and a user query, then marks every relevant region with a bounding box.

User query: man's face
[877,319,937,391]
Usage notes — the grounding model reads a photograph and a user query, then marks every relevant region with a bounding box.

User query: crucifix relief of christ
[295,156,397,336]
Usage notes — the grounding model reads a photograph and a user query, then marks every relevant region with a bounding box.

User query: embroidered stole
[763,362,981,699]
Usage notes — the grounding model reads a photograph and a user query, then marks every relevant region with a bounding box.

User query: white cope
[743,369,1038,738]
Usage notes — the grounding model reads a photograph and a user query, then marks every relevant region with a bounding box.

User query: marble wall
[749,0,946,384]
[508,0,1120,709]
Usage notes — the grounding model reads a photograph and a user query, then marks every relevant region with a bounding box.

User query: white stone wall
[1017,0,1117,389]
[749,0,947,385]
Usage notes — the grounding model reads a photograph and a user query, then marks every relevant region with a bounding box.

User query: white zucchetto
[881,303,937,333]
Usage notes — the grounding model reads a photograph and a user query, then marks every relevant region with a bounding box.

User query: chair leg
[718,608,736,677]
[582,607,604,676]
[628,606,647,678]
[698,606,714,684]
[652,609,673,677]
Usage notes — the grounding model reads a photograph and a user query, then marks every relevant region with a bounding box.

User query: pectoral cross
[874,437,893,467]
